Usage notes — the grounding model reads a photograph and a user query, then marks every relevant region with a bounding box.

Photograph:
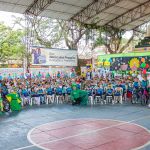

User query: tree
[92,26,135,54]
[58,21,90,74]
[58,21,88,50]
[33,17,64,48]
[13,16,90,51]
[13,16,63,48]
[0,23,25,64]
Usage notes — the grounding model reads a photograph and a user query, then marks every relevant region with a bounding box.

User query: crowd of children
[0,71,150,111]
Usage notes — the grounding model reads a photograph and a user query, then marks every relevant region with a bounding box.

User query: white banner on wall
[31,47,77,66]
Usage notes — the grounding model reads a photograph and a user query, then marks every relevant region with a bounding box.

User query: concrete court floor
[0,103,150,150]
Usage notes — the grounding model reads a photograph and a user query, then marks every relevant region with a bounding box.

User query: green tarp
[0,96,3,112]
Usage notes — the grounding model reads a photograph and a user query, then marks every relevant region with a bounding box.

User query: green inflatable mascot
[71,83,88,105]
[6,93,22,111]
[0,94,3,113]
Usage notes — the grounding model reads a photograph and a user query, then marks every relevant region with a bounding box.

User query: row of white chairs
[21,94,72,106]
[21,94,123,107]
[88,95,123,105]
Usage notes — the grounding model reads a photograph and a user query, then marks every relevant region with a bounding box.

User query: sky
[0,11,23,28]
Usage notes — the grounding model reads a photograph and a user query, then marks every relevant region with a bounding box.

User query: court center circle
[27,119,150,150]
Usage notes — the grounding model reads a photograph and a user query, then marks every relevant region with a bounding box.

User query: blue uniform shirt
[128,86,133,93]
[0,75,2,80]
[133,82,139,89]
[31,91,37,97]
[97,88,104,95]
[114,90,122,96]
[106,89,113,95]
[141,80,147,88]
[47,88,53,95]
[87,89,92,96]
[38,89,44,96]
[120,84,126,92]
[2,86,8,96]
[56,87,62,95]
[66,87,72,95]
[22,89,29,97]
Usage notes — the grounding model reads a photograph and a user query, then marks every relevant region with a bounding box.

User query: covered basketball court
[0,0,150,150]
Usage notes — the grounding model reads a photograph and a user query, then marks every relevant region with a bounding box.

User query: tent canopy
[0,0,150,31]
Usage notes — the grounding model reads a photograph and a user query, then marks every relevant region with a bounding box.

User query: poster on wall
[31,47,77,66]
[97,52,150,72]
[109,56,150,71]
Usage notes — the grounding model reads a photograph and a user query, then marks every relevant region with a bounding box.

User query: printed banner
[31,47,77,66]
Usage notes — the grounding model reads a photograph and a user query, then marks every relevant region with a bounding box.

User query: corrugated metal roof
[0,0,149,31]
[116,0,139,9]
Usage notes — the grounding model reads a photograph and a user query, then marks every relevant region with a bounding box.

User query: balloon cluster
[140,58,149,74]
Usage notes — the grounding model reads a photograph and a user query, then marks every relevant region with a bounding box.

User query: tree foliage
[0,23,25,63]
[13,16,63,48]
[58,21,87,50]
[13,16,138,73]
[33,17,63,48]
[13,15,137,55]
[92,26,135,54]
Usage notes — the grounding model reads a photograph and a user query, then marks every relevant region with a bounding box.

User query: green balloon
[141,63,146,68]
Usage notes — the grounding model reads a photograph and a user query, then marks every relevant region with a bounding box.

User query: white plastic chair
[46,95,54,104]
[106,96,113,104]
[55,95,63,104]
[30,97,40,106]
[95,95,106,104]
[65,94,71,103]
[88,96,94,105]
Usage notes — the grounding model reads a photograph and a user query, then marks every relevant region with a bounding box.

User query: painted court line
[13,115,150,150]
